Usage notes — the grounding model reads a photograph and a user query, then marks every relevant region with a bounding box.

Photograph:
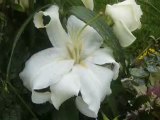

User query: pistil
[67,41,83,64]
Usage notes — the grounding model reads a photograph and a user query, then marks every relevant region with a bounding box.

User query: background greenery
[0,0,160,120]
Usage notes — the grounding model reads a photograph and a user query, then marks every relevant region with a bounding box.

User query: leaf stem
[7,81,38,119]
[6,4,52,82]
[77,12,102,38]
[6,13,32,82]
[5,4,52,119]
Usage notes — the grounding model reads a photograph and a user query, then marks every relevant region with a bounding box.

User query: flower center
[67,40,83,64]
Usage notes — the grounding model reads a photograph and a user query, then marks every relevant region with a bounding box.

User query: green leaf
[102,112,119,120]
[69,6,126,74]
[149,69,160,86]
[13,4,25,12]
[133,95,149,109]
[133,85,147,96]
[113,116,119,120]
[52,98,78,120]
[107,94,119,117]
[102,112,110,120]
[0,96,5,111]
[65,0,82,6]
[0,12,6,22]
[130,68,149,78]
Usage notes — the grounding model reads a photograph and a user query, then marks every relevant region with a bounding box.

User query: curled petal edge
[81,0,94,10]
[113,20,136,47]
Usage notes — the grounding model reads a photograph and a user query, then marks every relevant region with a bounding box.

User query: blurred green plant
[0,0,160,120]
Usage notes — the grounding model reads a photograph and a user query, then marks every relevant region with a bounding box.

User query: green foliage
[0,0,160,120]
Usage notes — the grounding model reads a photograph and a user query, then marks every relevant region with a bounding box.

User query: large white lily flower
[105,0,143,47]
[20,5,120,118]
[81,0,94,10]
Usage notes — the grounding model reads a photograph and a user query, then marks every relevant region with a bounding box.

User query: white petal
[33,5,70,47]
[106,4,139,31]
[74,64,114,117]
[86,47,113,64]
[31,91,51,104]
[105,0,143,47]
[118,0,143,23]
[19,48,74,90]
[113,20,136,47]
[81,0,94,10]
[67,15,103,57]
[76,97,97,118]
[86,63,114,101]
[50,70,80,109]
[129,1,143,29]
[86,48,120,80]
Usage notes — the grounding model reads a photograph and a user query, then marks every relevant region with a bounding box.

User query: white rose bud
[105,0,143,47]
[15,0,29,11]
[81,0,94,10]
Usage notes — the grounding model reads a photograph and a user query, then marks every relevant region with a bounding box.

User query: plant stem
[7,81,38,119]
[5,4,52,119]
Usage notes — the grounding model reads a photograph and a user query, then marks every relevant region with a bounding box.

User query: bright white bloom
[81,0,94,10]
[105,0,143,47]
[20,5,120,118]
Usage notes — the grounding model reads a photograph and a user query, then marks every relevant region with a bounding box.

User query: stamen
[67,13,102,64]
[67,45,74,59]
[67,41,83,64]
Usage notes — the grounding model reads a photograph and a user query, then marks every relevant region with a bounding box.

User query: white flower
[81,0,94,10]
[20,5,120,118]
[105,0,143,47]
